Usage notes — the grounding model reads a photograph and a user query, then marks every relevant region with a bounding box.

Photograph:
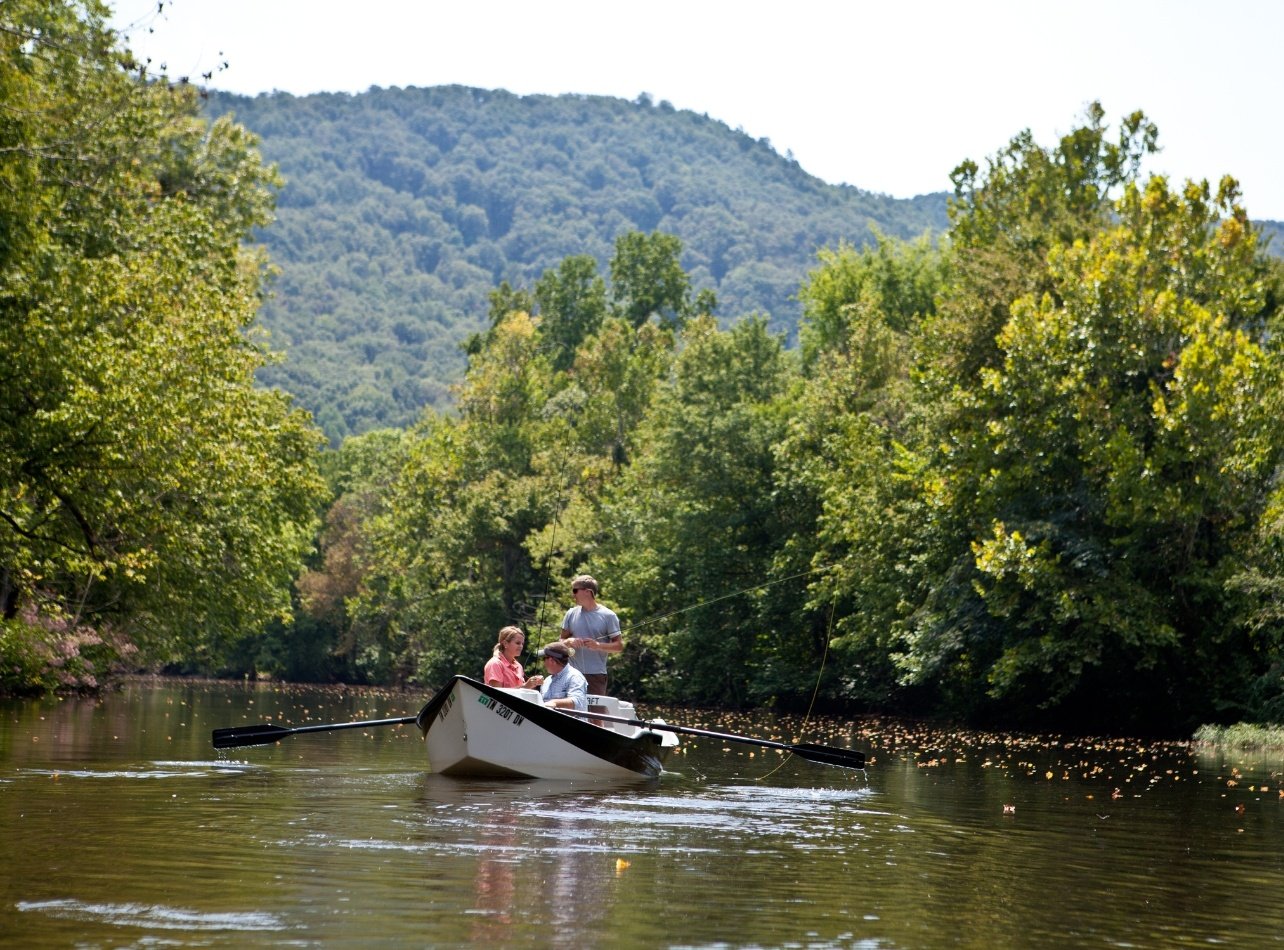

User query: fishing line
[618,563,836,637]
[530,442,576,640]
[532,502,561,638]
[752,596,838,781]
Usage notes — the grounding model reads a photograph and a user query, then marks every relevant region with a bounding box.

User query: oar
[560,709,866,770]
[212,715,418,750]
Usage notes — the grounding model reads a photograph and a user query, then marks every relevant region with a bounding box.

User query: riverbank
[1194,721,1284,750]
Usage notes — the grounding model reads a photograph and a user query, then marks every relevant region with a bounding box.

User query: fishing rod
[618,563,835,636]
[523,563,835,644]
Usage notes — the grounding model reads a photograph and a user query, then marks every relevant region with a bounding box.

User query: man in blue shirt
[559,574,622,696]
[537,641,588,711]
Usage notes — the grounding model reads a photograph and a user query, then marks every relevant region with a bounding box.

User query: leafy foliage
[10,8,1284,735]
[814,108,1284,730]
[0,0,326,686]
[598,315,795,705]
[203,85,951,443]
[280,106,1284,732]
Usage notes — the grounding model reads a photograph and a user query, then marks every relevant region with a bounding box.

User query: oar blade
[788,742,866,770]
[211,724,295,749]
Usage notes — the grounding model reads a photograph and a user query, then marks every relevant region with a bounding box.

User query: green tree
[462,281,536,357]
[778,237,932,707]
[924,102,1158,387]
[801,107,1284,730]
[356,312,566,684]
[610,231,694,330]
[288,430,407,681]
[599,315,795,705]
[828,106,1170,723]
[956,176,1284,723]
[567,317,672,466]
[892,125,1284,727]
[0,0,325,686]
[535,255,608,371]
[798,230,944,366]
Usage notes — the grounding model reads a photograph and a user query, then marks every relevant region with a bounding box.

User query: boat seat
[586,695,620,715]
[586,695,637,731]
[500,687,542,704]
[586,702,611,727]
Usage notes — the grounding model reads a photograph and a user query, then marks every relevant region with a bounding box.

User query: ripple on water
[17,898,289,933]
[524,781,881,834]
[19,760,262,780]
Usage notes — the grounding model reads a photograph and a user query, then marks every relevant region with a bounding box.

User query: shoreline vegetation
[1193,722,1284,751]
[5,3,1284,738]
[10,675,1284,753]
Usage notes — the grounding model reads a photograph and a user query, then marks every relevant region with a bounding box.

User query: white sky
[108,0,1284,220]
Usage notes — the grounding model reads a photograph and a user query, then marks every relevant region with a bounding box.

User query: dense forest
[6,1,1284,738]
[0,1,326,691]
[204,86,950,443]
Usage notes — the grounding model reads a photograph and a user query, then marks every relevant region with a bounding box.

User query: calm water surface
[2,679,1282,948]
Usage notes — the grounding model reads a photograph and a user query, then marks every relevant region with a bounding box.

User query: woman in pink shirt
[483,625,543,689]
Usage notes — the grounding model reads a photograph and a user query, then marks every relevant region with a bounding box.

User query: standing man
[560,574,621,696]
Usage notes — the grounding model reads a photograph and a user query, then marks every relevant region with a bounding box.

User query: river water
[2,678,1283,948]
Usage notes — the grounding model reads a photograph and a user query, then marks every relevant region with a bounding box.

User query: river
[2,678,1282,948]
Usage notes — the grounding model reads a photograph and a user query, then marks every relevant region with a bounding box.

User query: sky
[107,0,1284,220]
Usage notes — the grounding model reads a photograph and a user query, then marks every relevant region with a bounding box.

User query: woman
[483,625,543,689]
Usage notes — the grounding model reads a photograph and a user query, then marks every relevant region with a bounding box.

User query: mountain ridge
[211,85,1280,444]
[207,84,950,442]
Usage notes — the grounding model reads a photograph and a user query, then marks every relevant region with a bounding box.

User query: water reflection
[414,776,662,943]
[4,680,1284,948]
[470,808,519,941]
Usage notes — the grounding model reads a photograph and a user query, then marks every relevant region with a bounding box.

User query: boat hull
[416,676,677,780]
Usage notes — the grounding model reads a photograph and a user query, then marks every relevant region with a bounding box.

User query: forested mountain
[1262,219,1284,253]
[206,86,950,443]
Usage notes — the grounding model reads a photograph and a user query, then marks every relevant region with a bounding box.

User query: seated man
[537,641,588,712]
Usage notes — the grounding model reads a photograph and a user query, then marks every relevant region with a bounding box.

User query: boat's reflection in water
[417,773,670,943]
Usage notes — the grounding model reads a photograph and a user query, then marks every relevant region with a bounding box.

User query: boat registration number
[436,690,456,723]
[477,694,525,726]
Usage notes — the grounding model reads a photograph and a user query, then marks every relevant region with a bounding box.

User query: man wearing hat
[537,641,588,711]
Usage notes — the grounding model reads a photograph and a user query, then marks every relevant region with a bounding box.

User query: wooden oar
[561,708,866,770]
[212,715,418,749]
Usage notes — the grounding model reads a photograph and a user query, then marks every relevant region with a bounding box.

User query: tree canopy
[0,0,326,690]
[291,105,1284,733]
[7,4,1284,737]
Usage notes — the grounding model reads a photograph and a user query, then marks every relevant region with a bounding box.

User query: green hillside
[208,86,950,443]
[1261,219,1284,255]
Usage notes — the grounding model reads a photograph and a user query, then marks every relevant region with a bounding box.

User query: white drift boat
[414,675,679,780]
[213,677,863,774]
